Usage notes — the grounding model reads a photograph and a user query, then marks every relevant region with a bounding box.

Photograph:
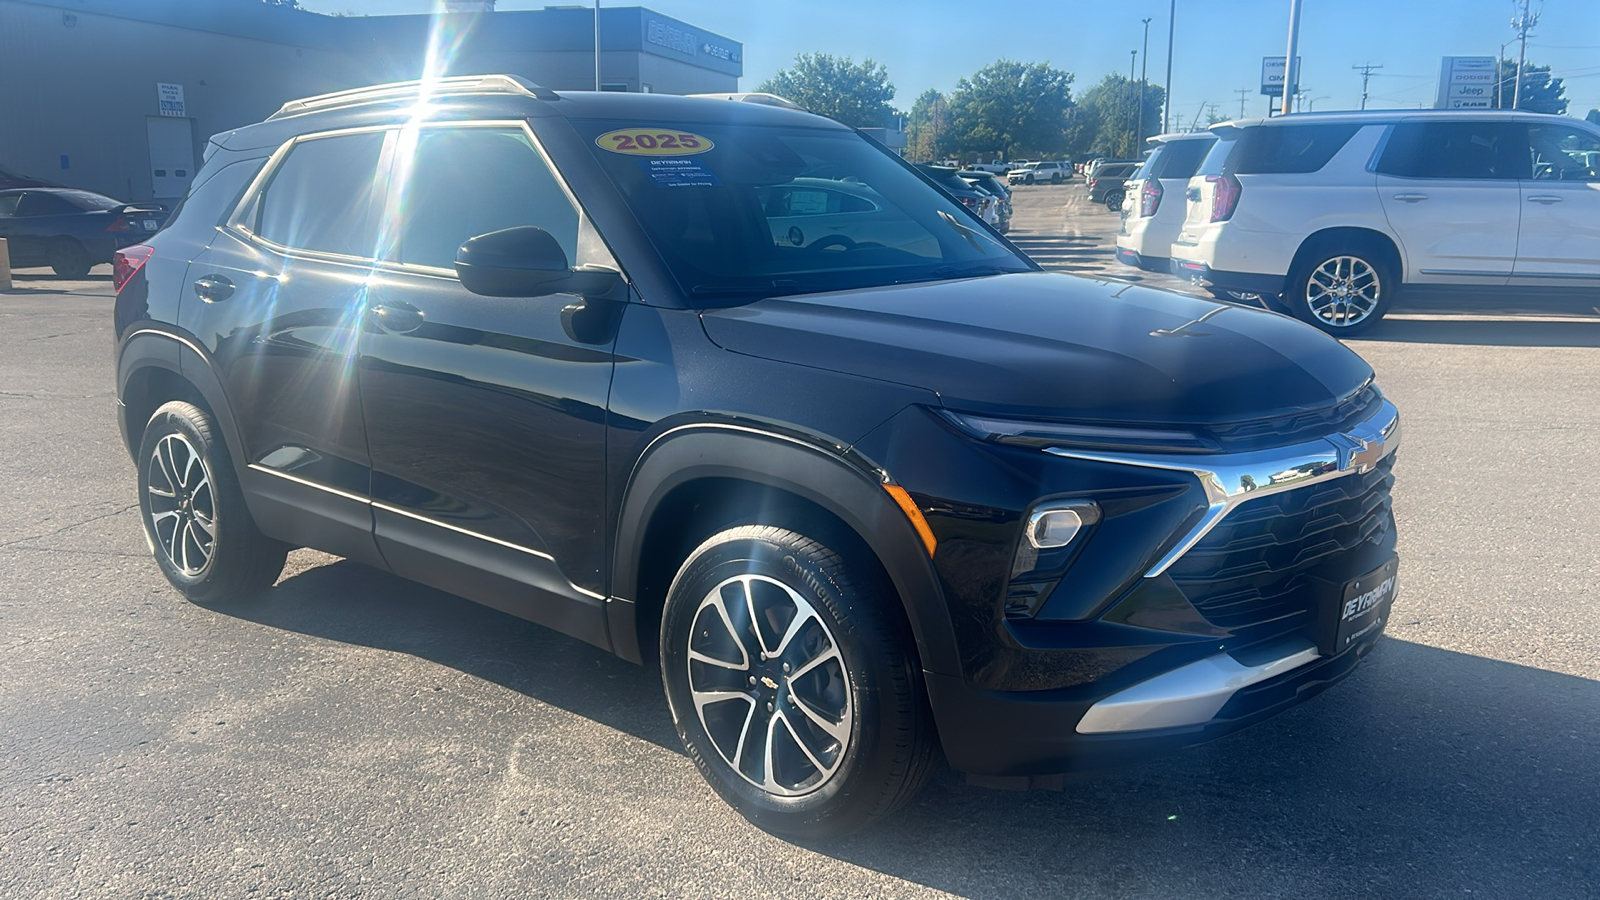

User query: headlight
[936,409,1219,454]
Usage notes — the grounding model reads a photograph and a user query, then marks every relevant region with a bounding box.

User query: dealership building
[0,0,743,202]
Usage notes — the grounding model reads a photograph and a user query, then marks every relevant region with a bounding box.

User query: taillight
[113,245,154,293]
[960,195,980,210]
[1139,179,1163,217]
[1210,173,1242,222]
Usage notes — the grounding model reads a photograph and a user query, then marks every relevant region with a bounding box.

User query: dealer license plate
[142,219,159,231]
[1326,557,1398,655]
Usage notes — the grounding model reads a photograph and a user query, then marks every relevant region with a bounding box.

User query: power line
[1234,88,1251,118]
[1352,63,1383,110]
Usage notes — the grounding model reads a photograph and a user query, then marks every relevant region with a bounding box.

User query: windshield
[575,119,1030,303]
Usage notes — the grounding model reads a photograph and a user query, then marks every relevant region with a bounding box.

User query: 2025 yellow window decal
[596,129,714,156]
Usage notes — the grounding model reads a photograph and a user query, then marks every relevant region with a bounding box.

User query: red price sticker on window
[596,129,714,156]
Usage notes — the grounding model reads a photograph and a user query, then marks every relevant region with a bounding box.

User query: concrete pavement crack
[0,503,139,549]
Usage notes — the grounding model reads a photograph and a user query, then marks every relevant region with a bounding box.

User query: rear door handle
[1391,193,1428,203]
[1527,194,1563,204]
[193,274,234,302]
[368,301,424,334]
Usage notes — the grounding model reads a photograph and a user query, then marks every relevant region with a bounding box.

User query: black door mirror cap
[454,226,620,298]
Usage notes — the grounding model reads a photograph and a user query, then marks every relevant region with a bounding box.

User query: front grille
[1167,453,1395,632]
[1204,385,1382,452]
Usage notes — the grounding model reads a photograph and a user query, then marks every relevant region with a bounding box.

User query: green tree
[906,89,951,161]
[1072,73,1165,158]
[1494,59,1568,115]
[756,53,897,128]
[943,60,1075,159]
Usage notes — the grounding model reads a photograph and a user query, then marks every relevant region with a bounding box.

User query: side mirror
[455,226,619,298]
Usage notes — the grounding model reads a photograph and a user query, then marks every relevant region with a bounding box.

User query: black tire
[1283,241,1396,337]
[1050,173,1063,184]
[49,238,91,278]
[136,401,289,604]
[1104,189,1125,212]
[660,525,936,838]
[1024,174,1035,185]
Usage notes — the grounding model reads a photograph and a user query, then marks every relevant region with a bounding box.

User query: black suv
[112,76,1401,837]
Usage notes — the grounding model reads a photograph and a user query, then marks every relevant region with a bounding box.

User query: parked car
[0,161,61,190]
[0,187,167,276]
[1170,109,1600,334]
[1083,157,1139,185]
[957,169,1012,232]
[1115,132,1218,272]
[114,75,1401,838]
[915,163,997,226]
[1007,160,1069,185]
[760,177,939,253]
[1086,162,1139,209]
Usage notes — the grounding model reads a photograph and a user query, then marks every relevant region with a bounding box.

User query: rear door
[1373,119,1523,285]
[1512,121,1600,284]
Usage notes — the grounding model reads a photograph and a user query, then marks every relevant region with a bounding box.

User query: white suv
[1007,161,1069,185]
[1116,132,1217,272]
[1169,110,1600,335]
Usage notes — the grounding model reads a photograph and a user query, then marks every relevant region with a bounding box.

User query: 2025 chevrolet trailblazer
[113,77,1400,837]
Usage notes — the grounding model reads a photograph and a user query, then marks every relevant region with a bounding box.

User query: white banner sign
[1435,57,1496,109]
[157,82,185,117]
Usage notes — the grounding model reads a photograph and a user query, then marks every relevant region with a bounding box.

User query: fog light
[1027,503,1097,549]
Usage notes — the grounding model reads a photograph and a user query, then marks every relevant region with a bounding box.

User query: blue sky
[298,1,1600,121]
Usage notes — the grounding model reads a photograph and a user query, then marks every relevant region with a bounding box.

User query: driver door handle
[193,274,234,302]
[368,301,425,334]
[1527,195,1563,204]
[1391,193,1428,203]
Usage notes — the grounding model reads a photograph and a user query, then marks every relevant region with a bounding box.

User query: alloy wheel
[1305,255,1381,328]
[685,574,854,797]
[145,433,217,577]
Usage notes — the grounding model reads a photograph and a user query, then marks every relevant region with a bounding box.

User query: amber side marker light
[882,484,937,557]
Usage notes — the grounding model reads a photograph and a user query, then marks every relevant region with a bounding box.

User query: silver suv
[1169,110,1600,335]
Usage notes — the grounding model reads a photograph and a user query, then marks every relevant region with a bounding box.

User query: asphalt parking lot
[3,235,1598,897]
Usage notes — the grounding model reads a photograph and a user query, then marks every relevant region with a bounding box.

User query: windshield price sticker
[598,129,714,156]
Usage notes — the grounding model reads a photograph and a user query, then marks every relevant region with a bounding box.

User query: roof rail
[687,92,806,111]
[268,74,558,120]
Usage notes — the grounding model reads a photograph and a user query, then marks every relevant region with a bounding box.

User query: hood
[699,272,1373,427]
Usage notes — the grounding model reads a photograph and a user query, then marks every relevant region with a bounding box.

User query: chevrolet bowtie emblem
[759,676,779,690]
[1330,433,1384,474]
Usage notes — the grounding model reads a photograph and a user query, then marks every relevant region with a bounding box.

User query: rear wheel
[1285,242,1396,336]
[660,525,936,838]
[137,401,289,604]
[1104,189,1125,212]
[49,238,91,278]
[1050,172,1063,184]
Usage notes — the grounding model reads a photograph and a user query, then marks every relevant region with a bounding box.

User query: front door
[1512,121,1600,285]
[357,124,621,646]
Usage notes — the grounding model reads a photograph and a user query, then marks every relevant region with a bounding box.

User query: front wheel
[1024,174,1035,185]
[1104,189,1125,212]
[137,402,289,604]
[660,525,936,838]
[1285,245,1395,336]
[1050,173,1063,184]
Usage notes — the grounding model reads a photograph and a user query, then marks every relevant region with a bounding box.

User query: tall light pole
[1511,0,1538,109]
[1281,0,1302,116]
[1163,0,1175,134]
[593,0,601,91]
[1129,50,1138,157]
[1138,18,1152,145]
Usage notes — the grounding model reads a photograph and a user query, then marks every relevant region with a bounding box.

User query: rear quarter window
[1149,138,1216,180]
[1196,136,1236,177]
[1228,124,1361,175]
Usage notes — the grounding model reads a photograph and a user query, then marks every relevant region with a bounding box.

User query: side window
[1195,136,1236,178]
[1528,124,1600,182]
[255,131,385,257]
[0,194,19,216]
[392,127,579,270]
[1229,124,1361,175]
[1376,122,1525,180]
[15,192,74,216]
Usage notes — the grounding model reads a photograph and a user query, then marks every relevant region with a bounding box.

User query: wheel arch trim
[607,422,961,677]
[118,328,249,481]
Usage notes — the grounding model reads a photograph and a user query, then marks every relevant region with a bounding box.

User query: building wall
[0,0,740,202]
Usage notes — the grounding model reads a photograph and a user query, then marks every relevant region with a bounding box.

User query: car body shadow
[226,561,1597,897]
[1361,316,1600,348]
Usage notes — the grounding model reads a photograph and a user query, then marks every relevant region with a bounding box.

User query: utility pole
[1511,0,1538,109]
[1163,0,1176,134]
[1281,0,1302,116]
[1234,88,1251,119]
[1128,50,1138,157]
[1352,63,1382,110]
[1138,18,1152,144]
